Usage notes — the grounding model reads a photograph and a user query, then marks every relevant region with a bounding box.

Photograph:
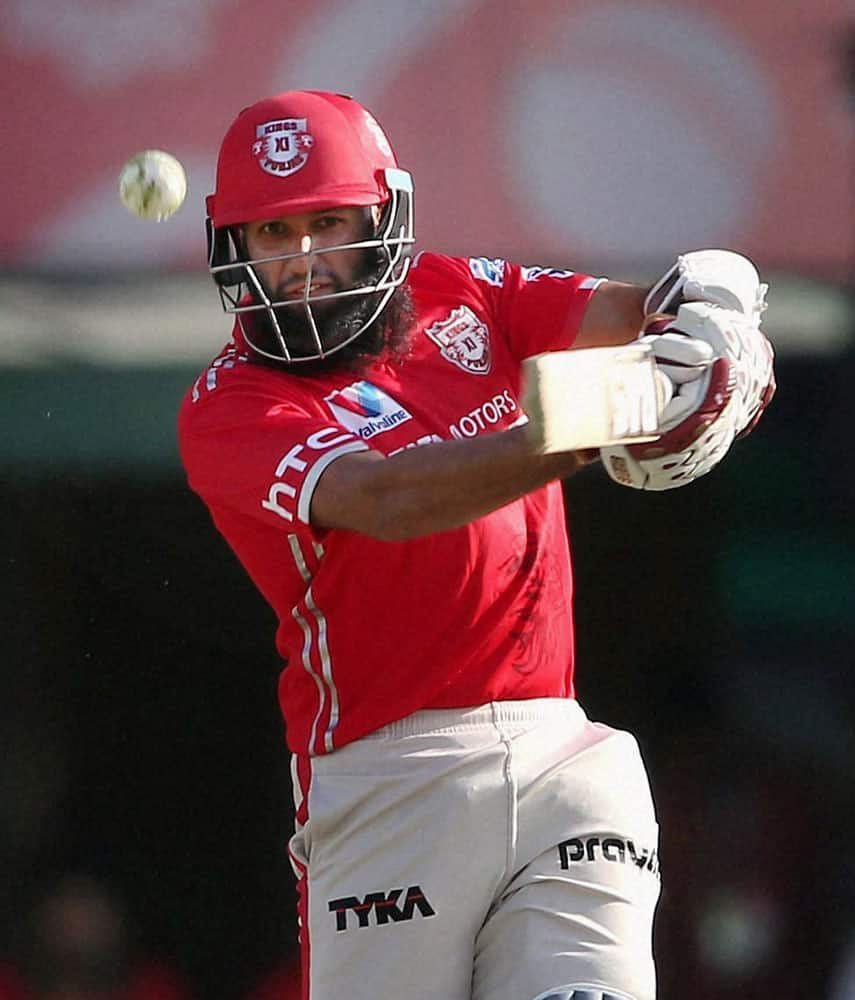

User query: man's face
[236,202,413,370]
[242,205,373,306]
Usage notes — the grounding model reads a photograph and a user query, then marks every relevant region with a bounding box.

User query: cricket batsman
[178,90,775,1000]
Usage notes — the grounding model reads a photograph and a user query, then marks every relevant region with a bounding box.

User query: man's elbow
[576,281,646,348]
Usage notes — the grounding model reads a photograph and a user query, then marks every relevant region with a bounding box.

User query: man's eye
[261,222,286,237]
[315,216,341,229]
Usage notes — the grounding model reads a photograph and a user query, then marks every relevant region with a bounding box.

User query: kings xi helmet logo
[252,118,314,178]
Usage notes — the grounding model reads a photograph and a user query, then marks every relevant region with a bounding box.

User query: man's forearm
[310,426,588,541]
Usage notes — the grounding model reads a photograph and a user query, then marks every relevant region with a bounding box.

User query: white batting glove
[660,301,774,437]
[644,249,775,437]
[639,327,715,429]
[600,315,740,490]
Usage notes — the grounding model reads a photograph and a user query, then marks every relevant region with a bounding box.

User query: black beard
[241,250,415,377]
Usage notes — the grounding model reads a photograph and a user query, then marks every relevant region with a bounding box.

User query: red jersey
[178,252,602,755]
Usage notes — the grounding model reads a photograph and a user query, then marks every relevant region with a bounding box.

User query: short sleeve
[178,385,370,534]
[466,256,606,359]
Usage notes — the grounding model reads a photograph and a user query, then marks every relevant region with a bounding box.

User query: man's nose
[279,234,314,274]
[279,235,318,291]
[277,232,311,259]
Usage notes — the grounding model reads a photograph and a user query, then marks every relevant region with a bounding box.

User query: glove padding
[645,249,767,318]
[601,251,775,490]
[659,301,775,437]
[640,328,715,428]
[644,249,775,437]
[600,317,740,490]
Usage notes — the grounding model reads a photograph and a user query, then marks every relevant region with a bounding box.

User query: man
[178,90,774,1000]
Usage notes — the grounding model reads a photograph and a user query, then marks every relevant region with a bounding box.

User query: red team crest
[425,305,492,375]
[252,118,314,177]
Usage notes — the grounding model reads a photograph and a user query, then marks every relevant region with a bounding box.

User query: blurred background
[1,1,853,998]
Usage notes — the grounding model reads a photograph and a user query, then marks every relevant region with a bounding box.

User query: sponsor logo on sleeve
[261,426,359,524]
[324,381,412,439]
[425,305,492,375]
[468,256,506,287]
[521,266,576,282]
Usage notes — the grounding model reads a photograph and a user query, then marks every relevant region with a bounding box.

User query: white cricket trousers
[288,699,661,1000]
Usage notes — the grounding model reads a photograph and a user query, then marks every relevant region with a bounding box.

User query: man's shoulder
[178,343,324,429]
[408,250,517,299]
[408,250,477,288]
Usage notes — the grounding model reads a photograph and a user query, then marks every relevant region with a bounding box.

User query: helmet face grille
[208,169,415,363]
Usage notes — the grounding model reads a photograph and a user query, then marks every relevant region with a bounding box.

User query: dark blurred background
[1,2,853,999]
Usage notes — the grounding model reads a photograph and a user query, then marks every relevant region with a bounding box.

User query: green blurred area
[1,366,197,474]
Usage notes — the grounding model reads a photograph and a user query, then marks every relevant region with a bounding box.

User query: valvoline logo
[324,381,413,439]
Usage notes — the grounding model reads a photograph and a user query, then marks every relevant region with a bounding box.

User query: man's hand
[599,311,742,490]
[657,301,775,438]
[599,248,776,492]
[645,248,767,318]
[637,322,716,429]
[644,249,776,437]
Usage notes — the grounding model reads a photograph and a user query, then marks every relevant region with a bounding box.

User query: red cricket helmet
[206,91,414,364]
